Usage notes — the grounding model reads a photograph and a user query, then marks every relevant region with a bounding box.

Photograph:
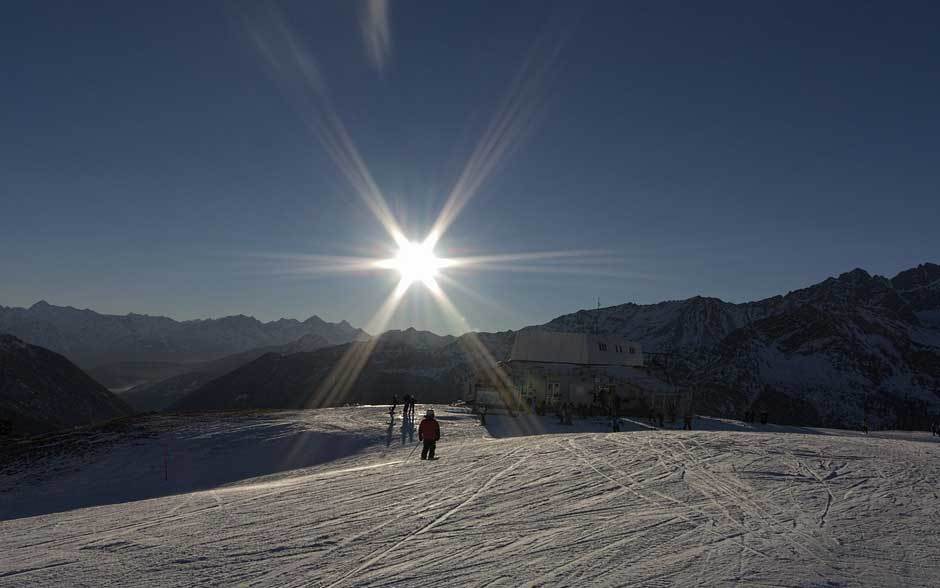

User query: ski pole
[404,439,420,463]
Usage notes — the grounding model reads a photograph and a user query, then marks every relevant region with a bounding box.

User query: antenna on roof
[594,297,600,335]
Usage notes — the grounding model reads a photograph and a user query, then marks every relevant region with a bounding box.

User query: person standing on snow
[418,409,441,460]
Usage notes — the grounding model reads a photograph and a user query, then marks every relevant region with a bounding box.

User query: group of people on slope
[389,394,417,421]
[390,394,417,420]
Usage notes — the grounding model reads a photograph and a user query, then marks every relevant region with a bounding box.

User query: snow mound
[0,409,396,519]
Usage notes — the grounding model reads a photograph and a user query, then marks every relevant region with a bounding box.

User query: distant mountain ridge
[541,263,940,427]
[542,265,940,349]
[0,301,369,369]
[0,334,132,434]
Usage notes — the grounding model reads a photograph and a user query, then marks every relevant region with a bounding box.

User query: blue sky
[2,1,938,334]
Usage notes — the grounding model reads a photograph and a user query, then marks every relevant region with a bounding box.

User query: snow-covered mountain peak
[838,267,872,281]
[891,263,940,326]
[892,262,940,291]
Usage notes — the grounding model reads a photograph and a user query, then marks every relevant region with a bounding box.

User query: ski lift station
[471,330,681,415]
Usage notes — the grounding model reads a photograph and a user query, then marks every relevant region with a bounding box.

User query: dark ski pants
[421,441,436,460]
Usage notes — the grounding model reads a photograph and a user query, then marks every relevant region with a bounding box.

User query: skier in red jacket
[418,409,441,460]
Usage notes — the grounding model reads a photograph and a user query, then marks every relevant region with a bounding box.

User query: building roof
[508,330,643,366]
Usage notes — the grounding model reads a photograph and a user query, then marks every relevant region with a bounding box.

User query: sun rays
[238,4,613,407]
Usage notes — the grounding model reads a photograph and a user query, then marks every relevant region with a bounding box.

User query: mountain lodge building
[471,330,682,417]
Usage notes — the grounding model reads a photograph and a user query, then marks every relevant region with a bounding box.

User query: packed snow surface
[2,407,939,587]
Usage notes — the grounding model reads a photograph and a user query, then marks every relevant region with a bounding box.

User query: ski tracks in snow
[3,408,940,587]
[324,446,531,587]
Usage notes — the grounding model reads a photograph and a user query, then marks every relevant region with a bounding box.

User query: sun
[380,240,447,289]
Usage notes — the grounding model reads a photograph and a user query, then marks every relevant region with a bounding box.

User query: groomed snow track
[2,407,939,587]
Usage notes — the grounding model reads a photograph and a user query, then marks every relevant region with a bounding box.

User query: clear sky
[2,1,938,334]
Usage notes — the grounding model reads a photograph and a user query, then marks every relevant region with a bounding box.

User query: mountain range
[2,262,938,432]
[0,301,368,374]
[166,264,939,428]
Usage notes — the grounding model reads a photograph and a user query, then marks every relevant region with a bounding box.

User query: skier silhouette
[418,409,441,460]
[404,394,416,420]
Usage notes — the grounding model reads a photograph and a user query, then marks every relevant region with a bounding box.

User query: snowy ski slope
[2,406,939,587]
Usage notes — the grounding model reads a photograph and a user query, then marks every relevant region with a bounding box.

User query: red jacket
[418,417,440,442]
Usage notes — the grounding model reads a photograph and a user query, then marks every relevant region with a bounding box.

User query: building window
[598,343,608,351]
[628,346,635,354]
[547,382,560,404]
[615,344,623,353]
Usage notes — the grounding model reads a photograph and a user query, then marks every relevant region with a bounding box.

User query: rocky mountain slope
[541,295,779,352]
[891,262,940,327]
[0,301,368,371]
[0,335,131,435]
[543,264,940,427]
